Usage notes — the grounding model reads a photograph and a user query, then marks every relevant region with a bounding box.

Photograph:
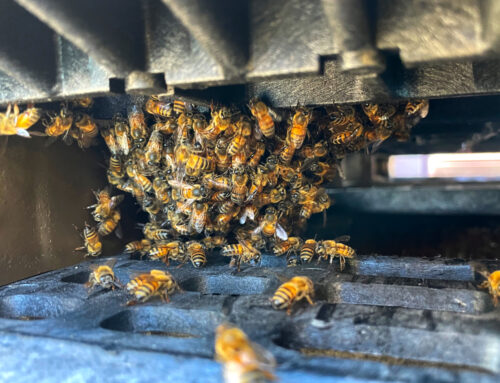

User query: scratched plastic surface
[0,253,499,382]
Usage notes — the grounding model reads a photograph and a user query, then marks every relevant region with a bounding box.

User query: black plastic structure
[1,0,500,105]
[0,253,498,382]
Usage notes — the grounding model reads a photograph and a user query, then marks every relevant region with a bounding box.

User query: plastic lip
[388,153,500,180]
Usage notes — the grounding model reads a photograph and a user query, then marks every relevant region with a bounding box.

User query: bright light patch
[388,153,500,180]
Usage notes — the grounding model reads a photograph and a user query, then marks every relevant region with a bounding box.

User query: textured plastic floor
[0,253,499,382]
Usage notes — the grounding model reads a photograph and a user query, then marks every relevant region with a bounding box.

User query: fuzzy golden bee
[85,259,121,291]
[271,276,315,315]
[215,324,276,383]
[126,269,180,305]
[315,235,355,271]
[478,270,500,306]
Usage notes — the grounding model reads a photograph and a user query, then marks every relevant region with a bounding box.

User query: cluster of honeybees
[0,98,98,149]
[92,96,430,270]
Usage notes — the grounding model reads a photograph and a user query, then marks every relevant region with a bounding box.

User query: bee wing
[114,223,124,239]
[246,340,277,369]
[15,128,31,138]
[104,258,118,268]
[252,224,263,236]
[333,235,350,243]
[275,223,288,241]
[267,107,282,123]
[116,133,130,155]
[27,131,47,137]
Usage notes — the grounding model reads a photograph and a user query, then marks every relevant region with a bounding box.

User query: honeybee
[126,269,181,305]
[101,128,119,155]
[247,142,266,168]
[478,270,500,306]
[0,103,42,137]
[286,107,311,149]
[73,97,93,108]
[405,99,429,118]
[168,180,207,201]
[238,205,258,225]
[186,241,207,268]
[74,113,98,148]
[362,103,396,129]
[299,140,328,159]
[146,228,171,241]
[271,276,315,315]
[215,324,276,383]
[43,106,73,138]
[202,106,232,140]
[312,189,331,213]
[124,239,152,258]
[152,175,171,204]
[221,239,261,271]
[128,105,148,146]
[253,207,288,241]
[231,169,249,206]
[330,121,364,147]
[272,237,303,257]
[279,143,295,165]
[203,173,232,191]
[316,235,355,271]
[74,223,102,257]
[248,99,276,138]
[85,259,121,291]
[269,184,287,204]
[132,170,153,193]
[214,136,232,170]
[145,97,172,117]
[231,150,248,169]
[186,153,212,177]
[299,239,317,263]
[148,241,184,265]
[145,130,163,167]
[202,236,227,251]
[87,188,124,222]
[328,105,356,128]
[173,100,186,115]
[227,116,253,156]
[98,209,121,237]
[190,202,209,234]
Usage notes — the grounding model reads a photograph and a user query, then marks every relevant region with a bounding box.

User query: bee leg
[478,281,489,289]
[161,292,170,303]
[114,280,124,289]
[74,246,85,252]
[286,305,293,315]
[493,295,498,307]
[339,256,346,271]
[305,294,314,306]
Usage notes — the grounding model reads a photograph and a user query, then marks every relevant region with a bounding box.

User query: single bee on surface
[126,269,181,305]
[478,270,500,306]
[124,239,152,258]
[85,259,122,292]
[185,241,207,268]
[74,223,102,257]
[315,235,355,271]
[299,239,317,263]
[272,237,303,257]
[271,276,315,315]
[215,323,276,383]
